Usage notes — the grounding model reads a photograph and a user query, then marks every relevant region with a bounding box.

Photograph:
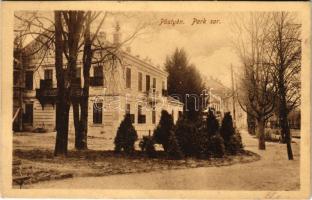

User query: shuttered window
[146,75,150,92]
[138,72,142,91]
[126,68,131,88]
[152,78,156,89]
[44,69,53,80]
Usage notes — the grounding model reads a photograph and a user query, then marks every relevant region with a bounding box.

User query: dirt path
[28,130,300,190]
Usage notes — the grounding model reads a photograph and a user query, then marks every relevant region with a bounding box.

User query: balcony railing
[90,76,104,86]
[36,78,82,106]
[40,79,53,89]
[146,88,161,103]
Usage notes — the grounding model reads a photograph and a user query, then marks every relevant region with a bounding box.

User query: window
[152,108,156,124]
[126,68,131,88]
[25,71,33,90]
[138,105,146,124]
[91,66,103,86]
[146,75,150,92]
[43,69,53,88]
[23,103,33,124]
[94,65,103,77]
[138,72,142,91]
[125,104,135,123]
[93,102,103,124]
[152,78,156,89]
[44,69,53,80]
[178,111,183,119]
[162,80,168,96]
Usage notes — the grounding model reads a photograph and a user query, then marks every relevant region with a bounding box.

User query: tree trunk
[278,70,294,160]
[54,99,70,156]
[73,102,83,149]
[76,12,92,150]
[54,11,70,156]
[78,97,88,149]
[257,118,266,150]
[247,111,256,135]
[279,97,293,160]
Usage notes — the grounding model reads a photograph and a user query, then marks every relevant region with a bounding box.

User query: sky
[105,12,242,87]
[15,11,242,87]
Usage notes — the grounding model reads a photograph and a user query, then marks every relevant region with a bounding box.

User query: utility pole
[231,64,236,127]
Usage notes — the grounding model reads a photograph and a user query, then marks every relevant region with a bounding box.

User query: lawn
[13,131,260,187]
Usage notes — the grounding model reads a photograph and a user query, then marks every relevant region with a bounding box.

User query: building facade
[13,26,183,139]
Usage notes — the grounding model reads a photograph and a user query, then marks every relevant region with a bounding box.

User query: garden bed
[13,148,260,186]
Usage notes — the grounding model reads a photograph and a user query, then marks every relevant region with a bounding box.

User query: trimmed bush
[206,109,219,136]
[166,130,184,160]
[139,135,157,158]
[114,114,138,154]
[226,134,243,155]
[208,134,225,157]
[220,112,235,144]
[175,117,203,156]
[153,110,174,152]
[220,112,243,154]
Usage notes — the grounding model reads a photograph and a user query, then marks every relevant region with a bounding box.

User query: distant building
[204,76,247,128]
[13,24,183,139]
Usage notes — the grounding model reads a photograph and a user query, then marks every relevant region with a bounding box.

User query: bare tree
[14,11,148,154]
[266,12,301,160]
[54,11,70,155]
[232,13,276,150]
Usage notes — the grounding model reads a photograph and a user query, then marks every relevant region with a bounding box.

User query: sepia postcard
[0,1,311,199]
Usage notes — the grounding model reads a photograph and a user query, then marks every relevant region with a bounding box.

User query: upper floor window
[152,78,156,89]
[94,65,103,77]
[126,68,131,88]
[44,69,53,80]
[146,75,150,92]
[138,72,142,92]
[91,66,103,87]
[25,71,33,90]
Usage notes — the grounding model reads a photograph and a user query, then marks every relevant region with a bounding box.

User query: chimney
[113,22,121,45]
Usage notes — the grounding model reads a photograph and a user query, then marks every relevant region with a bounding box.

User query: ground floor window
[138,105,146,124]
[23,103,33,124]
[152,109,156,124]
[93,102,103,124]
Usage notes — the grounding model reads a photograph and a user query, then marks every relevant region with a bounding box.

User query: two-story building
[13,24,183,139]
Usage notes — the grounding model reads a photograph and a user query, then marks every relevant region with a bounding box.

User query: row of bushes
[114,110,243,159]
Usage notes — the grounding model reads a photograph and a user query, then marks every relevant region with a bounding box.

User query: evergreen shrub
[114,114,138,154]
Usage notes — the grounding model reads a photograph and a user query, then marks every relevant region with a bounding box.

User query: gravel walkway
[28,130,300,190]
